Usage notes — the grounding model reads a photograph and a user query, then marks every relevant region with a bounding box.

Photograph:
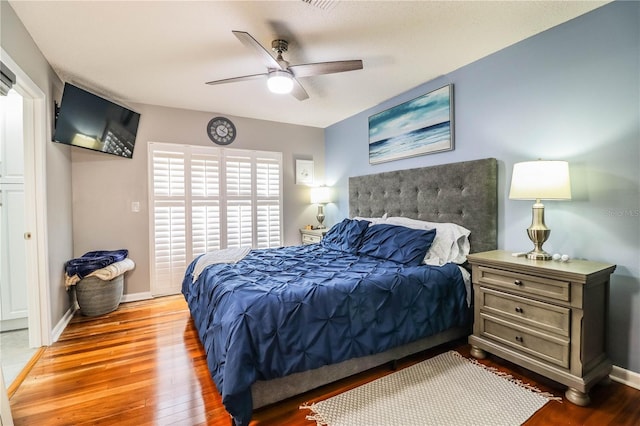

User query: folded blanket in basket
[65,258,135,289]
[65,249,128,279]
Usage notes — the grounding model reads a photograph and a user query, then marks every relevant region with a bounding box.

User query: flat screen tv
[53,83,140,158]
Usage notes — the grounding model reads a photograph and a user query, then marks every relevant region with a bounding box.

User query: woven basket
[76,275,124,316]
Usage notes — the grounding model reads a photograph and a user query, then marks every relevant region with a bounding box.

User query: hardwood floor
[9,295,640,425]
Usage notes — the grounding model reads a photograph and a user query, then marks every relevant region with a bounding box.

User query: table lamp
[310,186,332,229]
[509,160,571,260]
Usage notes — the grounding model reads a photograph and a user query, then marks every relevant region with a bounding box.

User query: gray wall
[71,104,325,296]
[1,2,72,333]
[325,1,639,372]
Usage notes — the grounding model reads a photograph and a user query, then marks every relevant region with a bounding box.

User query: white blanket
[65,258,136,289]
[192,247,251,282]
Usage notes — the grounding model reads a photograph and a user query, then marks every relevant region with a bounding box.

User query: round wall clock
[207,117,236,145]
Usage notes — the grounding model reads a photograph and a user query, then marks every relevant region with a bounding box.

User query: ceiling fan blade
[289,60,363,78]
[232,30,283,70]
[291,78,309,101]
[205,73,267,86]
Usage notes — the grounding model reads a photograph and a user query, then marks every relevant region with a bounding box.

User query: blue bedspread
[182,244,468,426]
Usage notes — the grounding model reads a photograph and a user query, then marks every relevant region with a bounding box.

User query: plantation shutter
[148,142,283,296]
[225,152,253,248]
[255,155,281,248]
[191,147,221,257]
[149,146,187,296]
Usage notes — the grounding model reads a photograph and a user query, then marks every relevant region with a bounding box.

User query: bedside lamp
[310,186,332,229]
[509,160,571,260]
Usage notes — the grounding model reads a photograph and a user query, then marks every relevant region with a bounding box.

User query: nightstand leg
[565,387,590,406]
[599,375,612,386]
[470,345,487,359]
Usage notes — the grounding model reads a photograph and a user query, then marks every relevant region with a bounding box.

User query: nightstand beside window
[300,228,326,245]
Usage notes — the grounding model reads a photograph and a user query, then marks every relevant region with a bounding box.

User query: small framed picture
[295,159,314,185]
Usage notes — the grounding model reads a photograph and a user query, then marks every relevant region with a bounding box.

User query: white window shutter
[225,153,253,247]
[149,145,187,296]
[191,204,221,256]
[152,204,186,293]
[256,204,281,248]
[256,156,282,248]
[152,151,185,197]
[191,152,221,257]
[226,202,253,248]
[225,155,252,197]
[149,143,283,295]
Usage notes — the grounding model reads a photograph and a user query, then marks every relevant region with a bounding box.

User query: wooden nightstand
[299,228,326,245]
[467,250,616,406]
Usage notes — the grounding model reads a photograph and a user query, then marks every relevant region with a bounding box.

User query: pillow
[358,224,436,266]
[385,217,471,265]
[321,218,371,254]
[353,213,387,226]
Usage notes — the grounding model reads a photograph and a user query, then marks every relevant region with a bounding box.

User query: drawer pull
[515,336,524,343]
[515,307,524,313]
[514,279,523,286]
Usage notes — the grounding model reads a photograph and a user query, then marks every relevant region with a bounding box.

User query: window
[148,142,283,295]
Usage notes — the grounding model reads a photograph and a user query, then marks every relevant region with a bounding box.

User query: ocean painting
[369,85,453,164]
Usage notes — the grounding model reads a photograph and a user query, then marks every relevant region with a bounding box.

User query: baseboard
[50,305,76,343]
[121,292,154,303]
[611,365,640,390]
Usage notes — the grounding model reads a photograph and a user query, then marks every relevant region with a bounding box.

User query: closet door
[0,90,27,329]
[0,185,27,324]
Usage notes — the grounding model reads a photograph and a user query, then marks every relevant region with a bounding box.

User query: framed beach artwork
[295,159,314,185]
[368,84,454,164]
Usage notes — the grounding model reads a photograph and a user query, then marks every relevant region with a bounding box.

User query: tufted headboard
[349,158,498,254]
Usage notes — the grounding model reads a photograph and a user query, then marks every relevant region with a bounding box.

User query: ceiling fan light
[267,70,294,94]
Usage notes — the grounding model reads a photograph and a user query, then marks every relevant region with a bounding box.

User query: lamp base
[316,205,326,229]
[525,201,552,261]
[526,249,552,260]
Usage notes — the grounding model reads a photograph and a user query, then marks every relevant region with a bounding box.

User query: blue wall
[325,1,640,373]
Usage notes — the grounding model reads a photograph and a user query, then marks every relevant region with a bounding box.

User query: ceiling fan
[205,31,363,101]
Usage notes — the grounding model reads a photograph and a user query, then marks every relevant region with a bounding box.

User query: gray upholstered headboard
[349,158,498,254]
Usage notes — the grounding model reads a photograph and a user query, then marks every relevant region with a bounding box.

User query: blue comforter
[182,243,468,425]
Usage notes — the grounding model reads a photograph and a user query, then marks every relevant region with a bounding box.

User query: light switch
[131,201,140,213]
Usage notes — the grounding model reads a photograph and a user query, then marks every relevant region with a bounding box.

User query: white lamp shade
[267,70,294,94]
[310,186,332,204]
[509,160,572,200]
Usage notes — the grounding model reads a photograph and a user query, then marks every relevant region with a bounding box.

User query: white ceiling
[9,1,608,128]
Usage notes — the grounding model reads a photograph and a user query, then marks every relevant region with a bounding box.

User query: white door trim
[0,366,14,426]
[1,48,51,347]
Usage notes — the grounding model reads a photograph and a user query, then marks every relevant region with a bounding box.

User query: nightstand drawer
[476,266,570,302]
[479,313,570,368]
[480,287,570,337]
[302,233,322,244]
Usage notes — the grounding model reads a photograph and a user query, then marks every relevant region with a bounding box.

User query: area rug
[300,351,558,426]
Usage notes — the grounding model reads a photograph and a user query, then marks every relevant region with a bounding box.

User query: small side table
[300,228,326,245]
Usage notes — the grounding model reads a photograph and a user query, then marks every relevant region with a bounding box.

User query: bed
[182,157,497,426]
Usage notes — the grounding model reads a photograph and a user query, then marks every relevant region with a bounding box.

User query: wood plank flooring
[9,295,640,425]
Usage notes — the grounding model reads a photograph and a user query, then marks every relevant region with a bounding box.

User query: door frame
[1,48,51,347]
